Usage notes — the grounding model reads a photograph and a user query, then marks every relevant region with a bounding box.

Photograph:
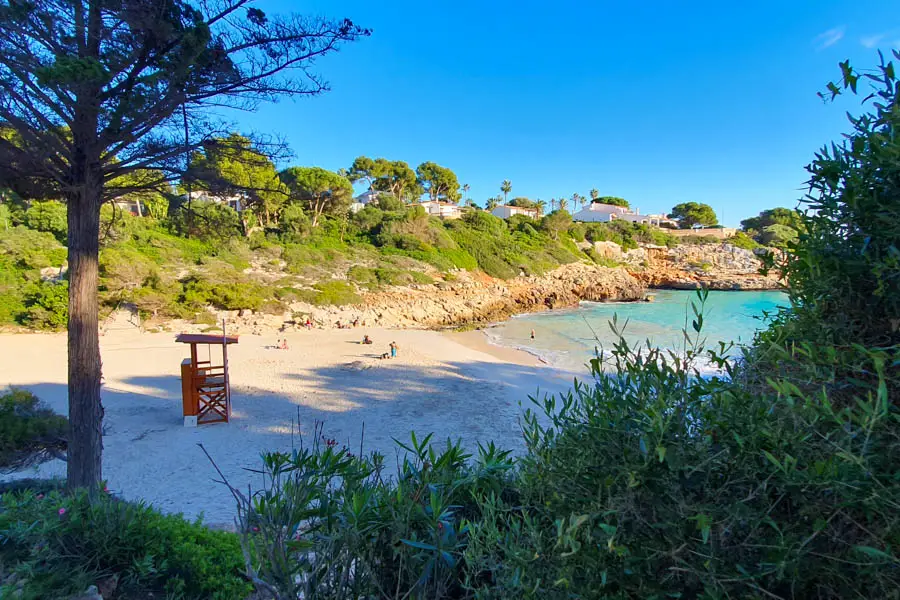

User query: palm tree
[462,183,470,205]
[500,180,512,204]
[535,199,546,217]
[559,197,569,212]
[486,197,500,211]
[589,188,599,202]
[549,198,557,212]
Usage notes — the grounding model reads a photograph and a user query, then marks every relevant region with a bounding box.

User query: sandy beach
[0,325,578,524]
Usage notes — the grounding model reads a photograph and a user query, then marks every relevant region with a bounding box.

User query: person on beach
[362,335,372,345]
[531,329,535,340]
[305,317,312,329]
[390,342,398,358]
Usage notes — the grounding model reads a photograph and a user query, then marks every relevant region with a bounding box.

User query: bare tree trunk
[66,181,103,496]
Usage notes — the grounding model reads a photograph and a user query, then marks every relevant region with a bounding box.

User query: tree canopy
[593,196,630,208]
[280,166,352,227]
[416,162,459,202]
[741,207,804,233]
[186,134,288,232]
[508,197,537,208]
[0,0,368,493]
[668,202,718,229]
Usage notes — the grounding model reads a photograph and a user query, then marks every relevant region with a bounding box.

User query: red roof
[175,333,239,345]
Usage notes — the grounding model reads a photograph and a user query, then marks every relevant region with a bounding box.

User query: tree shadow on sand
[5,359,581,523]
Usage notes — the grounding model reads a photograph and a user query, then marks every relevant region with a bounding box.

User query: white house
[571,202,630,223]
[415,200,462,219]
[354,189,383,206]
[113,198,144,216]
[491,205,539,220]
[183,190,245,212]
[350,189,384,213]
[572,202,677,228]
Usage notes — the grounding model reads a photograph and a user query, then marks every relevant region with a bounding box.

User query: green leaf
[656,446,667,463]
[401,539,437,551]
[853,545,897,562]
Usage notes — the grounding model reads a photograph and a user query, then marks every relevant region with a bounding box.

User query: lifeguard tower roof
[175,333,239,345]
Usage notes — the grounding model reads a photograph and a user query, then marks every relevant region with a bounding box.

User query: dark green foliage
[21,281,67,329]
[377,193,405,211]
[0,388,66,471]
[466,300,899,599]
[668,201,718,228]
[540,209,572,240]
[759,223,799,247]
[170,201,243,242]
[225,428,515,600]
[23,200,67,243]
[584,220,678,250]
[348,265,433,288]
[728,230,760,250]
[0,489,250,599]
[775,53,900,347]
[741,207,804,234]
[507,197,536,208]
[593,195,630,208]
[280,203,311,237]
[0,226,67,327]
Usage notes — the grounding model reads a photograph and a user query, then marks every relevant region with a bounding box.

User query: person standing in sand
[390,342,398,359]
[531,329,535,340]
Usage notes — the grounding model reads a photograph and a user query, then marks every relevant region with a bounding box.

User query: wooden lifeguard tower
[176,330,238,426]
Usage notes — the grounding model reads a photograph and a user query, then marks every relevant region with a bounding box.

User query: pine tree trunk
[66,182,103,496]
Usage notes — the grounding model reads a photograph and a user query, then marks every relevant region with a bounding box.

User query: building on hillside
[415,200,462,219]
[113,198,144,216]
[572,202,630,222]
[183,190,246,212]
[572,202,677,228]
[491,204,539,219]
[350,189,385,214]
[609,212,678,228]
[354,189,383,206]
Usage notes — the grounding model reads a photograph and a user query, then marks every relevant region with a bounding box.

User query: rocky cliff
[592,241,782,291]
[359,262,645,328]
[160,242,781,335]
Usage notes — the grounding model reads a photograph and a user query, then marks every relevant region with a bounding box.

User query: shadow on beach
[5,358,578,524]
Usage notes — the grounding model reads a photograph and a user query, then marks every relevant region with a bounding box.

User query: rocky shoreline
[166,242,782,335]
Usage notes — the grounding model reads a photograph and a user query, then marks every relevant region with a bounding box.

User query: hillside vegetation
[0,198,687,330]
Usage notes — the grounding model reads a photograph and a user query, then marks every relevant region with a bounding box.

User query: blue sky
[238,0,899,226]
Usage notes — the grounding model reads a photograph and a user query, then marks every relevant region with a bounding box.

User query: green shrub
[465,294,900,599]
[293,280,362,306]
[771,55,900,348]
[0,388,66,471]
[349,265,434,288]
[170,201,242,242]
[180,276,273,312]
[728,230,760,250]
[24,200,67,243]
[0,489,250,599]
[21,281,67,329]
[224,428,515,600]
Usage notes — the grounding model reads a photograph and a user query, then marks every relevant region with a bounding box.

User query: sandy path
[0,327,577,524]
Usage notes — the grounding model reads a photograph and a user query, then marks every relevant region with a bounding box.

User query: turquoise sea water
[485,290,788,373]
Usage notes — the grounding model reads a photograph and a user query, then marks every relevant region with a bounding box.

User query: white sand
[0,327,577,524]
